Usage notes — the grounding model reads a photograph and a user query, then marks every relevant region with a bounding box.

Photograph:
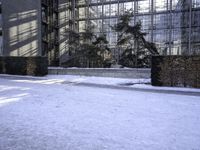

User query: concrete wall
[48,68,151,79]
[1,0,41,56]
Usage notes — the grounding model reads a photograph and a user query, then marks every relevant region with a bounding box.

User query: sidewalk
[1,74,200,97]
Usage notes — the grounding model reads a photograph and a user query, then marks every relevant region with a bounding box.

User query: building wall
[1,0,41,56]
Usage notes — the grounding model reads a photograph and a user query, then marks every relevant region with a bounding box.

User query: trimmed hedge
[0,56,48,76]
[151,56,200,88]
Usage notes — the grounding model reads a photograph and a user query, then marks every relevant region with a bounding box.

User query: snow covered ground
[2,74,200,93]
[0,75,200,150]
[0,74,150,86]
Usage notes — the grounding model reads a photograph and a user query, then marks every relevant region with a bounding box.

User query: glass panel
[67,0,200,55]
[138,0,150,13]
[154,0,167,12]
[79,7,86,19]
[193,0,200,8]
[79,21,86,32]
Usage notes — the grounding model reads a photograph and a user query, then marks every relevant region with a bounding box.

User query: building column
[151,0,154,43]
[189,0,192,55]
[169,0,173,55]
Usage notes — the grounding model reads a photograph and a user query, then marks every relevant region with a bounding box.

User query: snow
[48,67,150,70]
[0,75,200,150]
[47,75,200,93]
[0,74,150,86]
[3,74,198,93]
[47,75,151,85]
[131,84,200,93]
[53,75,200,92]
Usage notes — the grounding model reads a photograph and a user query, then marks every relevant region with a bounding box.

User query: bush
[0,56,48,76]
[151,56,200,88]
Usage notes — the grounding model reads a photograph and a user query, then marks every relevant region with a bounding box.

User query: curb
[74,82,200,97]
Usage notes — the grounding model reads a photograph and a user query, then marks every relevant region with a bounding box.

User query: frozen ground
[2,74,200,93]
[0,75,200,150]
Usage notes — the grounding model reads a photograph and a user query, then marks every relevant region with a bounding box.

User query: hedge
[151,55,200,88]
[0,56,48,76]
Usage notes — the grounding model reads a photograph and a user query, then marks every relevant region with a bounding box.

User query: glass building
[0,1,2,55]
[0,0,199,65]
[63,0,200,60]
[42,0,60,65]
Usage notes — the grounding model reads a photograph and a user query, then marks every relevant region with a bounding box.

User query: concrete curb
[48,68,151,79]
[73,82,200,97]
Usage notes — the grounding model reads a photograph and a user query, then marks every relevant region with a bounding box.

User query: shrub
[0,56,48,76]
[151,56,200,88]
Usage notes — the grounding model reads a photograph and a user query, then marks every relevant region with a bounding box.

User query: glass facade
[41,0,59,65]
[65,0,200,59]
[0,2,2,56]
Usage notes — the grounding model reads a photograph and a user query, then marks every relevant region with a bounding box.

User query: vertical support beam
[109,0,111,19]
[85,0,87,27]
[102,0,104,33]
[38,0,42,56]
[189,0,192,55]
[72,0,75,30]
[76,0,79,32]
[87,0,90,28]
[116,0,120,63]
[151,0,154,43]
[117,0,119,17]
[134,0,137,24]
[169,0,172,55]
